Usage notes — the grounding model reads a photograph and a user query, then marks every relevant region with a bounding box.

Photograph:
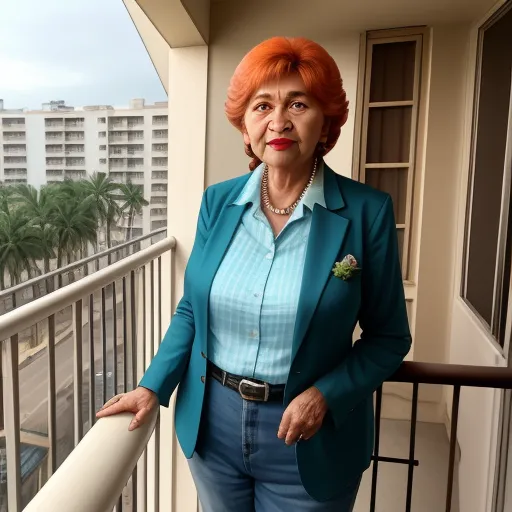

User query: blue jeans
[188,376,360,511]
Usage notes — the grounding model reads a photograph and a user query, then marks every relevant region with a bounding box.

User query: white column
[159,44,208,512]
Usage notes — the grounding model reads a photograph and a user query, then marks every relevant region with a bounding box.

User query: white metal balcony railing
[2,123,26,130]
[0,230,173,512]
[4,170,28,177]
[3,134,26,142]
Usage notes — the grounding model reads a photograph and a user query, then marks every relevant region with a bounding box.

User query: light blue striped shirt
[207,162,326,384]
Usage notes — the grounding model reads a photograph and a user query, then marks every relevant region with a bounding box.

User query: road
[18,299,127,466]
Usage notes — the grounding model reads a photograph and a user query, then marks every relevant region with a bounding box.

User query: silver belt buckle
[238,379,270,402]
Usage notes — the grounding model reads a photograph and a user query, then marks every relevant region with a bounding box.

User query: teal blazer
[140,164,411,501]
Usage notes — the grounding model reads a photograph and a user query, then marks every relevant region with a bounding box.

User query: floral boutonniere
[332,254,360,281]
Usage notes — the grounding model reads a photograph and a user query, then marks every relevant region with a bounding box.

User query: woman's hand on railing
[96,387,159,431]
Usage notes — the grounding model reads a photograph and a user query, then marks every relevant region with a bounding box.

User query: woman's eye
[291,102,307,110]
[255,104,270,112]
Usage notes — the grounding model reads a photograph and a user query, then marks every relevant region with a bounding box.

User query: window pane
[397,228,405,272]
[464,7,512,330]
[366,107,412,163]
[366,168,408,224]
[370,41,416,103]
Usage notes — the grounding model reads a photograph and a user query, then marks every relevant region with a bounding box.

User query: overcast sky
[0,0,166,110]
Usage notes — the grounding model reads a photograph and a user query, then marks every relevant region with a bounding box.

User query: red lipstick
[267,138,295,151]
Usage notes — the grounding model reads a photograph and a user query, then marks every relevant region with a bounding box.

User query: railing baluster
[155,256,162,512]
[3,335,22,512]
[130,270,137,390]
[446,386,461,512]
[112,281,118,395]
[101,286,107,404]
[130,269,138,511]
[405,382,419,512]
[47,314,57,474]
[123,276,128,393]
[73,299,83,445]
[89,293,96,428]
[370,386,383,512]
[149,259,160,512]
[136,266,147,511]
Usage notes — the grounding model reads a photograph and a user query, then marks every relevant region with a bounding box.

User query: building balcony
[45,132,64,142]
[4,169,28,178]
[150,208,167,220]
[150,187,167,197]
[3,133,26,142]
[46,145,64,155]
[3,160,27,168]
[46,171,64,180]
[64,145,85,156]
[110,151,145,158]
[45,121,64,129]
[64,170,86,179]
[3,236,509,512]
[109,136,130,144]
[64,122,85,130]
[4,177,27,184]
[110,171,145,184]
[65,159,86,167]
[151,171,168,180]
[109,123,144,130]
[3,148,27,157]
[64,135,85,142]
[46,161,65,169]
[2,121,26,130]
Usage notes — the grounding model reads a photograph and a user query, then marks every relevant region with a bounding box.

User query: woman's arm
[137,189,211,407]
[314,195,412,429]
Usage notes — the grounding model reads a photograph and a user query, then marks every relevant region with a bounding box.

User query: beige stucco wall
[205,1,361,185]
[407,25,471,417]
[447,3,509,511]
[128,0,509,509]
[181,0,210,43]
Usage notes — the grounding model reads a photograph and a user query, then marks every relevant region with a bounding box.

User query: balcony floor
[354,419,459,512]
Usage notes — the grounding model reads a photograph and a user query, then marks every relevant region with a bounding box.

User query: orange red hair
[225,36,349,170]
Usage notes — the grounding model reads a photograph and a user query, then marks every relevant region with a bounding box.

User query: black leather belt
[208,362,285,403]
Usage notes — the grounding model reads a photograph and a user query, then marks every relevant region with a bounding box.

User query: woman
[97,36,411,511]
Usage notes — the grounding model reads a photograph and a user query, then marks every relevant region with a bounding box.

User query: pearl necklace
[261,159,318,216]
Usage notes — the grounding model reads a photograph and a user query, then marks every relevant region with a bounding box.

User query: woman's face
[243,73,327,171]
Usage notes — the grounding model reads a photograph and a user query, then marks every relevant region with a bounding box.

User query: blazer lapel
[197,203,248,353]
[291,166,349,360]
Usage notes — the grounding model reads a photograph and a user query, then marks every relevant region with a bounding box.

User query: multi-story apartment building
[0,98,168,237]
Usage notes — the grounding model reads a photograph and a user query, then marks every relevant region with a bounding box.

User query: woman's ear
[320,118,331,141]
[243,131,251,145]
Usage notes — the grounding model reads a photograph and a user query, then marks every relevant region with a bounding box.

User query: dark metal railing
[371,362,512,512]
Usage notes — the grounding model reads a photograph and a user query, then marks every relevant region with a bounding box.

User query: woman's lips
[267,139,295,151]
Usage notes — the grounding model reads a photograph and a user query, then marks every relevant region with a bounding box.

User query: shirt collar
[232,160,326,211]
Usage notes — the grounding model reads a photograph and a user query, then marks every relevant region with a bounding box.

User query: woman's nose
[269,108,292,133]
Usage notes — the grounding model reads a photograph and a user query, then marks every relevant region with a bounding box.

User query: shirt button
[249,330,258,338]
[254,292,260,298]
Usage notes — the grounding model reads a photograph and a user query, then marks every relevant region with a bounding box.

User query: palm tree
[50,195,97,287]
[12,184,57,290]
[0,186,14,214]
[0,210,44,292]
[118,181,149,241]
[55,179,97,260]
[82,173,121,256]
